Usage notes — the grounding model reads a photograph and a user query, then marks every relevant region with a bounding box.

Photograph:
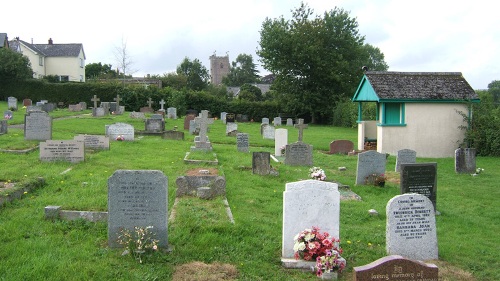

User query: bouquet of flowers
[309,167,326,181]
[117,226,159,263]
[293,227,346,277]
[116,135,125,141]
[4,114,12,120]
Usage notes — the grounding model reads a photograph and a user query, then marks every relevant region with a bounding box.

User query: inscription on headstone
[74,134,110,150]
[106,123,134,141]
[24,111,52,140]
[354,255,438,281]
[455,148,476,174]
[400,163,437,211]
[284,142,313,166]
[237,133,249,153]
[40,140,85,163]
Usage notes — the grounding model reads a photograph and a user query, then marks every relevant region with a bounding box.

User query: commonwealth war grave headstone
[455,148,476,174]
[236,133,249,152]
[108,170,168,248]
[24,111,52,140]
[274,128,288,156]
[400,163,437,211]
[353,255,438,281]
[395,149,417,172]
[226,122,238,135]
[355,150,386,185]
[40,140,85,163]
[282,180,340,266]
[386,193,438,260]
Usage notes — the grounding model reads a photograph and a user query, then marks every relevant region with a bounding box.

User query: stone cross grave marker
[395,149,417,172]
[39,140,85,163]
[455,148,476,174]
[353,255,438,281]
[147,98,154,108]
[355,150,386,185]
[252,152,270,175]
[91,95,100,109]
[237,133,249,152]
[294,118,308,142]
[113,95,122,112]
[24,111,52,140]
[282,180,340,264]
[196,110,213,143]
[400,163,437,211]
[274,128,288,156]
[159,99,166,111]
[386,193,438,260]
[108,170,169,248]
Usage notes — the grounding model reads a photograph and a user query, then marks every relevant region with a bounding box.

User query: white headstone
[167,107,177,119]
[386,193,438,260]
[106,123,135,141]
[282,180,340,259]
[8,97,18,110]
[226,122,238,135]
[273,117,281,126]
[274,128,288,156]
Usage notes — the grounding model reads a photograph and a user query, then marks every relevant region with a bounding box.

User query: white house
[9,38,86,82]
[352,71,480,158]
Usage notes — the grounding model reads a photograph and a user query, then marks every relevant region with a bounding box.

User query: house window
[80,58,84,68]
[381,102,406,126]
[59,75,69,82]
[39,56,43,66]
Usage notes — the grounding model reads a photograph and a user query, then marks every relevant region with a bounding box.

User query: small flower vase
[319,271,337,280]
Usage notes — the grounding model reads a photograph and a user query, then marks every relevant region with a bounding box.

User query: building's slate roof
[13,39,85,58]
[363,71,479,101]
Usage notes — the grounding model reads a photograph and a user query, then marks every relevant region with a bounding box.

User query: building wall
[209,55,230,85]
[45,49,85,82]
[378,103,468,158]
[19,44,46,78]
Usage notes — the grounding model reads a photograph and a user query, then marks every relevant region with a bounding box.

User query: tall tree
[222,54,260,86]
[85,62,118,79]
[176,57,209,91]
[0,48,33,82]
[114,37,137,85]
[361,44,389,71]
[258,3,385,123]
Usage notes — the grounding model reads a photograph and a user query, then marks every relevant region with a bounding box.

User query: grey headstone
[26,105,42,112]
[396,149,417,172]
[284,142,313,166]
[150,114,163,120]
[252,152,270,175]
[262,124,275,139]
[386,193,438,260]
[273,117,281,126]
[355,150,386,185]
[226,122,238,135]
[4,110,13,119]
[286,118,293,126]
[108,170,168,248]
[74,134,110,150]
[0,120,7,135]
[109,102,117,113]
[78,102,87,110]
[455,148,476,173]
[167,107,177,119]
[261,118,269,125]
[39,140,85,163]
[220,112,227,124]
[162,130,184,140]
[106,123,134,141]
[189,119,197,135]
[93,107,106,117]
[68,104,82,112]
[129,112,146,119]
[24,111,52,140]
[237,133,249,152]
[274,128,288,156]
[41,103,55,112]
[282,180,340,259]
[145,118,165,133]
[400,163,437,211]
[7,97,17,110]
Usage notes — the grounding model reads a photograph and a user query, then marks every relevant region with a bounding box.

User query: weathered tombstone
[252,152,271,175]
[93,107,106,117]
[294,118,308,142]
[353,255,438,281]
[7,97,17,110]
[166,107,177,119]
[386,193,438,260]
[150,114,163,120]
[162,129,185,140]
[262,124,275,140]
[189,119,197,135]
[24,111,52,140]
[273,117,281,126]
[100,102,110,114]
[281,180,340,263]
[191,110,214,151]
[226,122,238,135]
[237,133,249,152]
[400,163,437,211]
[39,140,85,163]
[286,118,293,126]
[395,149,417,172]
[455,148,476,174]
[4,110,13,120]
[0,120,7,135]
[42,103,56,112]
[145,118,165,133]
[261,117,269,125]
[329,140,354,155]
[176,175,226,198]
[26,105,42,113]
[274,128,288,156]
[109,102,117,113]
[220,112,227,124]
[183,114,196,130]
[23,99,32,106]
[79,102,87,110]
[355,150,386,185]
[68,104,82,112]
[74,134,110,150]
[106,123,135,141]
[129,112,146,119]
[108,170,168,248]
[284,142,313,166]
[226,113,235,123]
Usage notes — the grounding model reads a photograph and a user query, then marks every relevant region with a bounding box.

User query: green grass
[0,101,499,280]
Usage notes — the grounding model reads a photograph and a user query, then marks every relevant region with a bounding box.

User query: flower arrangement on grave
[280,145,286,156]
[309,167,326,181]
[365,173,386,186]
[116,135,125,141]
[117,226,159,263]
[4,114,12,120]
[472,167,485,176]
[293,227,346,277]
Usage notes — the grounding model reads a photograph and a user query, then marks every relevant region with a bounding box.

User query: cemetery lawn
[0,104,498,280]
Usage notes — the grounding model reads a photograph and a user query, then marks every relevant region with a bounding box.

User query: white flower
[293,242,306,252]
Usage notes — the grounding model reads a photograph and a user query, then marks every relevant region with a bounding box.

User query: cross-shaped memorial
[294,118,308,142]
[191,110,214,151]
[147,98,154,108]
[113,95,123,114]
[159,99,166,111]
[91,95,100,108]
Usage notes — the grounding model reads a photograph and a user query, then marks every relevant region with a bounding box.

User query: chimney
[48,38,53,45]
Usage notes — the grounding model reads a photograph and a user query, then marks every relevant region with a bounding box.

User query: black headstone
[400,163,437,211]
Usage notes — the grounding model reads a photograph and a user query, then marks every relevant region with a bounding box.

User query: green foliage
[222,53,260,86]
[238,83,263,101]
[360,44,389,71]
[332,99,377,127]
[176,57,209,91]
[85,62,118,80]
[0,48,33,82]
[160,71,188,90]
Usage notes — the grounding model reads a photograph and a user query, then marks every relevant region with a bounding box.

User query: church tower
[209,52,230,85]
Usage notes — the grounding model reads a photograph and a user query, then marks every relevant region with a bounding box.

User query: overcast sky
[2,0,498,89]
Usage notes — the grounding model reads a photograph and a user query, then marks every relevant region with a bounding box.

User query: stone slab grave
[68,104,82,112]
[176,171,226,200]
[162,128,184,140]
[274,128,288,156]
[74,134,110,150]
[39,140,85,163]
[0,120,8,135]
[386,193,438,261]
[226,122,238,136]
[395,149,417,172]
[236,133,249,153]
[455,148,476,174]
[252,152,270,175]
[328,140,354,155]
[8,97,17,110]
[145,118,165,133]
[129,112,146,119]
[191,110,213,151]
[400,163,437,212]
[262,124,275,139]
[354,255,438,281]
[282,180,340,268]
[355,150,386,185]
[24,111,52,140]
[106,123,134,141]
[108,170,169,248]
[167,107,177,119]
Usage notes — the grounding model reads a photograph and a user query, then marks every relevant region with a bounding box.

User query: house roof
[352,71,480,102]
[13,39,85,59]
